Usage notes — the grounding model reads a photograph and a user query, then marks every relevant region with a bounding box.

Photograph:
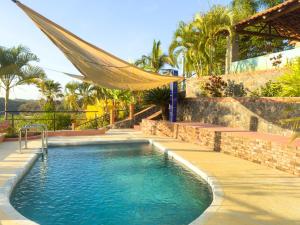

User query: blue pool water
[11,143,212,225]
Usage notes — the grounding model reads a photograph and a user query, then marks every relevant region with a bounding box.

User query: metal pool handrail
[19,124,48,155]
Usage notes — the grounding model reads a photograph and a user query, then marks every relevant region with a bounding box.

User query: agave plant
[143,87,170,121]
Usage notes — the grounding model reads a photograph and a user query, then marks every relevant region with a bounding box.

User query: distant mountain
[0,98,41,112]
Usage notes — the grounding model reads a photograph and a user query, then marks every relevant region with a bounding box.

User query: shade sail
[14,1,182,90]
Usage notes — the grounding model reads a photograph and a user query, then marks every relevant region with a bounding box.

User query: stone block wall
[178,97,300,136]
[141,119,300,176]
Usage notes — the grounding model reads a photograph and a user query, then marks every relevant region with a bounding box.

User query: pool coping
[149,140,223,225]
[0,150,39,225]
[1,138,222,225]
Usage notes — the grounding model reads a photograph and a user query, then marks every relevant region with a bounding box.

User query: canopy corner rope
[13,1,183,91]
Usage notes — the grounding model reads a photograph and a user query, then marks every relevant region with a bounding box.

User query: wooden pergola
[226,0,300,73]
[235,0,300,41]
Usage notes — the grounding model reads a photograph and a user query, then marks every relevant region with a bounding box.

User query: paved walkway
[0,130,300,225]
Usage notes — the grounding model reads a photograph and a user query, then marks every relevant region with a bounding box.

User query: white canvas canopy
[14,1,182,90]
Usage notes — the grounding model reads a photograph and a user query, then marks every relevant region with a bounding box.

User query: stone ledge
[141,120,300,176]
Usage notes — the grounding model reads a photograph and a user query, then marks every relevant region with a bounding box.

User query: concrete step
[134,125,141,131]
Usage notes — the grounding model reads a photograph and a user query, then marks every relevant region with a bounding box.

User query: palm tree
[169,6,232,77]
[195,6,233,75]
[64,81,80,110]
[78,82,96,110]
[135,40,171,73]
[104,89,131,110]
[169,21,199,77]
[0,45,45,119]
[37,79,63,110]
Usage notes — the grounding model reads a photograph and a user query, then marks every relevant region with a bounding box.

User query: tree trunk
[4,86,9,120]
[226,34,239,74]
[161,105,168,121]
[225,35,232,75]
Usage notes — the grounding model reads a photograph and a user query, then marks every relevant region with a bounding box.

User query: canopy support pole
[169,70,178,123]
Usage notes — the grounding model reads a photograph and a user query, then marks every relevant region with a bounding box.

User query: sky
[0,0,230,100]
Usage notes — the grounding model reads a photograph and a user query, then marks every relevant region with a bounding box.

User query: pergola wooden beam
[234,0,300,41]
[237,30,300,41]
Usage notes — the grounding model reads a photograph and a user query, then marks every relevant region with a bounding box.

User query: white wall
[230,47,300,73]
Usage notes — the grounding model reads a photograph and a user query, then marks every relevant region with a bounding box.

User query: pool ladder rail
[19,124,48,156]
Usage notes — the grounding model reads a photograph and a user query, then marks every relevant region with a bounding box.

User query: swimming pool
[11,142,212,225]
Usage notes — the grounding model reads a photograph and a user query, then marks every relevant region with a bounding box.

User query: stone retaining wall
[178,97,300,136]
[186,69,284,97]
[141,119,300,176]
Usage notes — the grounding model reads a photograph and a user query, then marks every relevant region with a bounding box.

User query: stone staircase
[111,105,161,129]
[134,110,162,131]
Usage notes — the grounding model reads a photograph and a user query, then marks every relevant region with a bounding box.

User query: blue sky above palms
[0,0,230,99]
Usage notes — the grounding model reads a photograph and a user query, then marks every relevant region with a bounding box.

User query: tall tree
[259,0,284,9]
[0,45,45,119]
[231,0,290,60]
[169,6,232,77]
[169,21,200,77]
[135,40,171,73]
[37,79,63,110]
[78,82,96,110]
[231,0,257,23]
[64,81,80,110]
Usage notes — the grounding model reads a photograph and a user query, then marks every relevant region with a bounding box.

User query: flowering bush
[204,76,227,97]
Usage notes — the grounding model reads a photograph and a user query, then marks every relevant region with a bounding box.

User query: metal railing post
[41,131,45,154]
[19,130,22,153]
[45,130,48,150]
[95,114,98,129]
[11,113,15,132]
[25,129,28,149]
[53,112,56,131]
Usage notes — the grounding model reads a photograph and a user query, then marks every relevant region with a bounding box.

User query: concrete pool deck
[0,129,300,225]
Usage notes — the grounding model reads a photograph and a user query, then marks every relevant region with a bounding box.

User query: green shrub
[76,116,109,130]
[277,58,300,97]
[13,113,72,131]
[55,113,72,130]
[251,81,283,97]
[225,80,247,97]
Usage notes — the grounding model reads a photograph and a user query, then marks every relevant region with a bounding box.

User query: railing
[75,113,110,130]
[0,109,129,132]
[1,110,101,132]
[19,124,48,156]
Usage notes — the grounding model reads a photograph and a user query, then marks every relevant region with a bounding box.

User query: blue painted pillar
[169,70,178,122]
